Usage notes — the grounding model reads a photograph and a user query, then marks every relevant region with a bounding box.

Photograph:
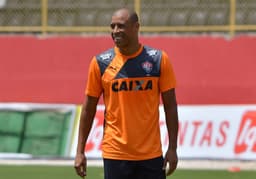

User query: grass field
[0,165,256,179]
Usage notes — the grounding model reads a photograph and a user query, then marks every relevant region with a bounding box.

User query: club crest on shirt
[141,61,153,74]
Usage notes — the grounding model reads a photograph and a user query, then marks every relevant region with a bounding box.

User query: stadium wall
[0,35,256,159]
[0,35,256,104]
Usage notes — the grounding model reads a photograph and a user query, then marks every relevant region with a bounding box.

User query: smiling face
[110,9,139,50]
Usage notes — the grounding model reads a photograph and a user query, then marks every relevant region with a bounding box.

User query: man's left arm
[161,88,179,176]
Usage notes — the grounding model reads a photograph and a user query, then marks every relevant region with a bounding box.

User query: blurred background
[0,0,256,35]
[0,0,256,174]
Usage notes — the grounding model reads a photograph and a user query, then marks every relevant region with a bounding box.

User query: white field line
[0,159,256,171]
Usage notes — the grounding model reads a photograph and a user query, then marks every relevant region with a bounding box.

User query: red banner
[0,36,255,104]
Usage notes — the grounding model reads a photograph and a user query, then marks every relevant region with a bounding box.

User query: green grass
[0,165,255,179]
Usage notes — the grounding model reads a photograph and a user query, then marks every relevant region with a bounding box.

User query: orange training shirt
[85,45,176,160]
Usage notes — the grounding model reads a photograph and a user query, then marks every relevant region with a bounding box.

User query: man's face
[110,12,137,48]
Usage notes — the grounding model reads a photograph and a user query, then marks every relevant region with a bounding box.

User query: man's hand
[74,153,87,178]
[163,149,178,176]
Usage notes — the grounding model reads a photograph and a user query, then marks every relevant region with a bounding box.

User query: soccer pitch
[0,165,256,179]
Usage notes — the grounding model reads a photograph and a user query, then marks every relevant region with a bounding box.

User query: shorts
[103,156,166,179]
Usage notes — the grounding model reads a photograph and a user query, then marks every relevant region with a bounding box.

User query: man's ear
[135,21,140,30]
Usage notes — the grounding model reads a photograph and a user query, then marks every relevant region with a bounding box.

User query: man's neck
[118,43,141,56]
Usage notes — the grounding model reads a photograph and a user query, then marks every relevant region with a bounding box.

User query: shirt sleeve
[159,50,177,92]
[85,57,103,97]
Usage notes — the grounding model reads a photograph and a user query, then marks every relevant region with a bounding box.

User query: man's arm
[74,95,99,178]
[161,88,179,176]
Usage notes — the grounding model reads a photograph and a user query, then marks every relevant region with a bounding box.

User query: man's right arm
[74,95,99,178]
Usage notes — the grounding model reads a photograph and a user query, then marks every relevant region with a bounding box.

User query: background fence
[0,0,256,36]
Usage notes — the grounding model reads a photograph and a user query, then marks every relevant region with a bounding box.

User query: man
[74,8,178,179]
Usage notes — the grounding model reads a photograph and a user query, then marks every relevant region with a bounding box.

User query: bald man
[74,8,178,179]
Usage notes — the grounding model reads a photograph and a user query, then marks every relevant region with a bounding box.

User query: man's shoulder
[96,48,115,63]
[142,45,162,60]
[143,45,160,52]
[144,45,162,51]
[95,48,115,75]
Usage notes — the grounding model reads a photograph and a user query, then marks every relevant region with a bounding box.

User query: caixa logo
[234,111,256,154]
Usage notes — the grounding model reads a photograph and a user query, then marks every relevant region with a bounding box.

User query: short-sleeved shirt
[86,45,176,160]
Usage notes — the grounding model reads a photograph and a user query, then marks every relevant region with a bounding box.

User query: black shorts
[103,156,166,179]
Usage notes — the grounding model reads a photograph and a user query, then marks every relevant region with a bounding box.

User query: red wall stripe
[0,36,255,104]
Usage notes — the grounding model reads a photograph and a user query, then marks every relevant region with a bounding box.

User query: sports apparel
[86,45,176,160]
[104,156,166,179]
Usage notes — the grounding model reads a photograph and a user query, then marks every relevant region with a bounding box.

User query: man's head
[110,8,140,50]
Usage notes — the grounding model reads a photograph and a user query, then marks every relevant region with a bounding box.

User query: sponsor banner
[176,105,256,160]
[70,105,256,160]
